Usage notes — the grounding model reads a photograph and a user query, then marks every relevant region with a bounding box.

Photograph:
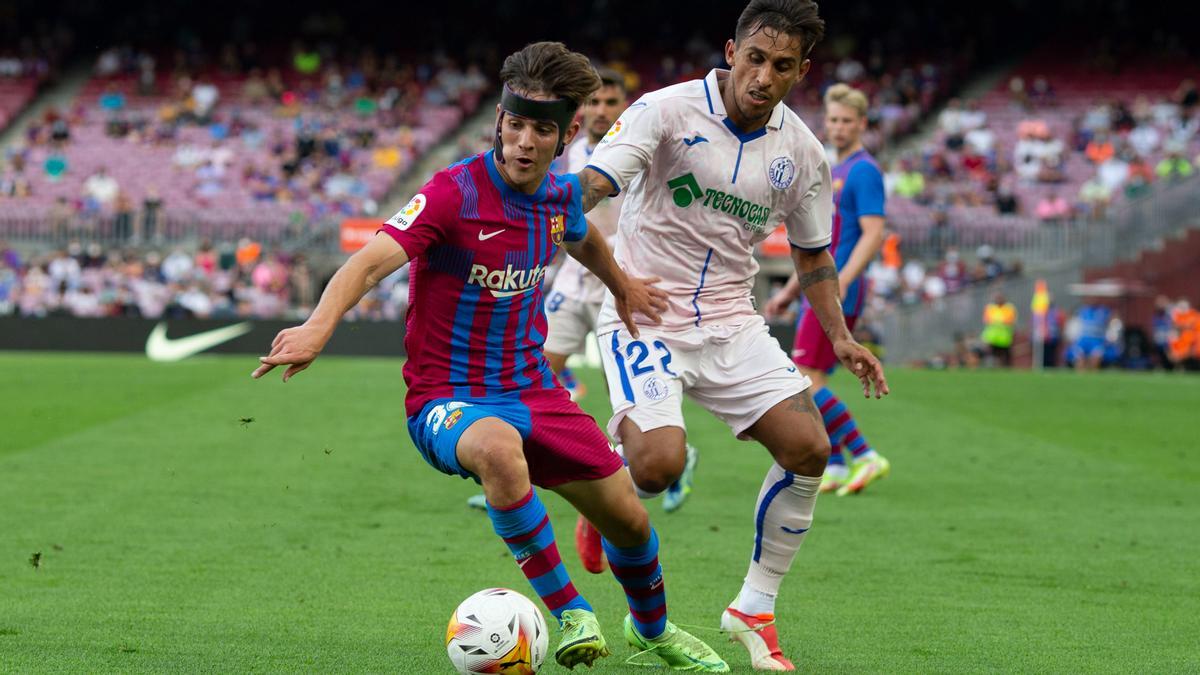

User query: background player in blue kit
[766,83,890,496]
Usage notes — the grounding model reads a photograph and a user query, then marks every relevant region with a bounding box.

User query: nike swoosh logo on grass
[478,228,506,241]
[145,321,253,362]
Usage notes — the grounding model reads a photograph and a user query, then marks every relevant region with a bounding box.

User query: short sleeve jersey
[586,68,832,333]
[548,136,624,305]
[379,150,587,417]
[830,149,885,317]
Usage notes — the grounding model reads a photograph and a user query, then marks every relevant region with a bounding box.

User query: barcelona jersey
[380,150,587,417]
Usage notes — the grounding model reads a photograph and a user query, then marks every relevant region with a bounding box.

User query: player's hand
[615,275,668,338]
[762,291,793,321]
[833,337,889,399]
[251,323,329,382]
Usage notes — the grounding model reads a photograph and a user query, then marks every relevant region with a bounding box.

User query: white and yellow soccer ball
[445,588,549,674]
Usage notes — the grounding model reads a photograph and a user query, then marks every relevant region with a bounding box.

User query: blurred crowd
[0,40,488,234]
[0,239,409,321]
[883,76,1199,222]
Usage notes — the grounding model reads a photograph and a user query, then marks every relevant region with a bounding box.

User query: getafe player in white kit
[574,1,888,670]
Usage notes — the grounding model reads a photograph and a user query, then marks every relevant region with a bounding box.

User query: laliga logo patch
[386,193,427,230]
[642,376,669,402]
[601,119,623,143]
[768,157,796,190]
[550,215,565,245]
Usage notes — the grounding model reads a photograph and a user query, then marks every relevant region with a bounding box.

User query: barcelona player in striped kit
[766,83,891,496]
[253,43,728,672]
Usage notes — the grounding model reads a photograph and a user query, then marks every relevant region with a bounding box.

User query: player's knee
[470,438,527,484]
[775,436,831,477]
[626,450,684,495]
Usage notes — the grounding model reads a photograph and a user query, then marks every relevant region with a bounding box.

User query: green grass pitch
[1,352,1197,673]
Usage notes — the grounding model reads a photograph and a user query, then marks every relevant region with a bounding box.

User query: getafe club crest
[551,214,565,245]
[768,157,796,190]
[386,193,427,230]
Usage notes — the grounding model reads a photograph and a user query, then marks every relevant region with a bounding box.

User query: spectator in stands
[191,78,220,122]
[1124,154,1155,200]
[893,157,926,201]
[1152,296,1175,370]
[1037,153,1066,184]
[83,167,119,208]
[1078,174,1113,218]
[1085,132,1115,164]
[1030,75,1056,107]
[1097,151,1131,193]
[142,187,163,242]
[981,292,1017,367]
[1156,145,1195,181]
[993,181,1019,215]
[959,99,987,132]
[1008,76,1030,110]
[1128,120,1161,158]
[113,191,134,241]
[939,98,965,149]
[938,247,968,294]
[1035,192,1072,223]
[901,260,926,305]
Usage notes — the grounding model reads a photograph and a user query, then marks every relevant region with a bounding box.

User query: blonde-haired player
[765,82,891,496]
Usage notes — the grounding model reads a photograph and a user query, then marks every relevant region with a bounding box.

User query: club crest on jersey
[642,376,669,401]
[467,263,547,298]
[386,193,427,230]
[443,409,464,431]
[768,157,796,190]
[551,215,565,245]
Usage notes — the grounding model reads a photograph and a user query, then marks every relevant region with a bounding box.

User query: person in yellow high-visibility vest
[982,291,1018,367]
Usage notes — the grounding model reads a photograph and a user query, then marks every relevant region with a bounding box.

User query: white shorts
[544,291,602,356]
[598,317,812,441]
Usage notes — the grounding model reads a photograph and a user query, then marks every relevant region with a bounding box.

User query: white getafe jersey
[551,136,623,305]
[588,68,832,333]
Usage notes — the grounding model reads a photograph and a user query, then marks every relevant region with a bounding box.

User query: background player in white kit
[574,0,888,670]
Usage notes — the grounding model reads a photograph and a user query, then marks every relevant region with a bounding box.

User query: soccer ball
[445,588,549,674]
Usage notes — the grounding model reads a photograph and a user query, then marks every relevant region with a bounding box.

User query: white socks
[738,463,820,616]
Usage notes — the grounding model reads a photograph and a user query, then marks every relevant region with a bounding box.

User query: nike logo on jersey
[786,366,797,373]
[478,228,506,241]
[682,135,708,146]
[145,321,253,362]
[780,526,809,535]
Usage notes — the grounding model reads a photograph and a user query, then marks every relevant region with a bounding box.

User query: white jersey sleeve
[586,99,665,194]
[784,157,833,250]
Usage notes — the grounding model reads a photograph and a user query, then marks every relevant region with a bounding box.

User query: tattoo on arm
[797,265,838,292]
[579,169,615,213]
[785,391,822,425]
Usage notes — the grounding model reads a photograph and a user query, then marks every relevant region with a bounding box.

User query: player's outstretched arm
[252,233,410,382]
[564,220,666,338]
[791,246,889,398]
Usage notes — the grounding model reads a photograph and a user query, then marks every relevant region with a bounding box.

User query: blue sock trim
[601,528,659,564]
[486,491,545,539]
[827,450,847,466]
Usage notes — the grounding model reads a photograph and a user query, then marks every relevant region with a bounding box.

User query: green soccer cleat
[663,444,699,513]
[555,608,610,669]
[819,467,848,494]
[624,615,730,672]
[837,453,891,496]
[466,493,488,511]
